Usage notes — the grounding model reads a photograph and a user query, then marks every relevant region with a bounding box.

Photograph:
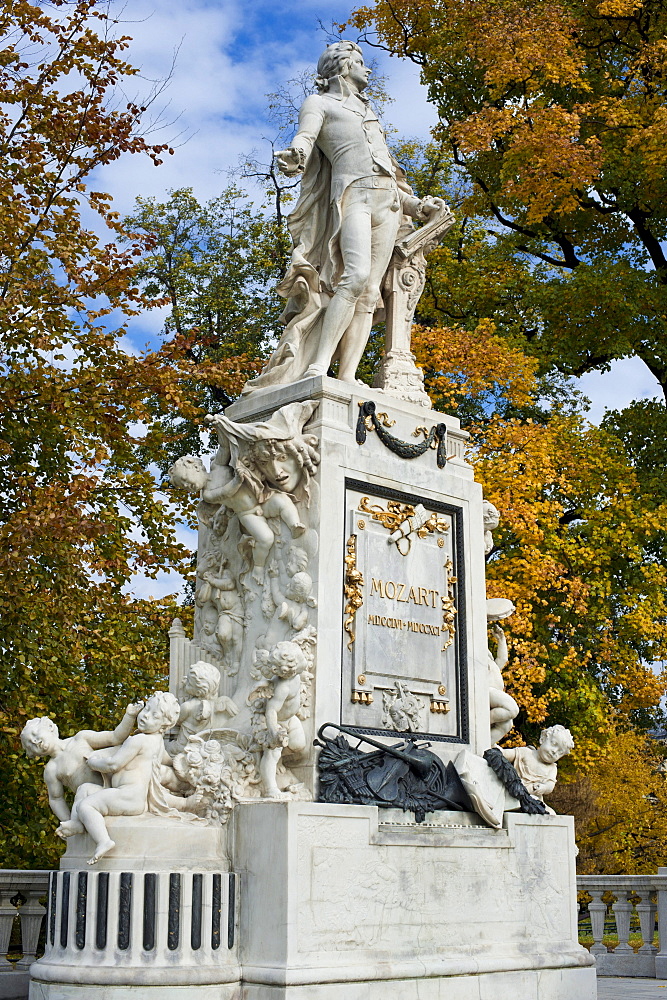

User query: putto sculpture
[242,41,452,394]
[21,704,143,824]
[501,725,574,809]
[250,631,316,798]
[54,692,185,864]
[169,400,319,586]
[167,660,238,755]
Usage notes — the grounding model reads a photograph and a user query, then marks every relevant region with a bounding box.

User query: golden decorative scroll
[357,496,449,555]
[441,558,457,651]
[343,534,364,650]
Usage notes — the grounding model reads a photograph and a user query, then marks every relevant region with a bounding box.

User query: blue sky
[98,0,662,598]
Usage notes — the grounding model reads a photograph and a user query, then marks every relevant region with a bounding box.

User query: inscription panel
[342,480,468,742]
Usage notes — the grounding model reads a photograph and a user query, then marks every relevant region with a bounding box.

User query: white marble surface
[233,800,594,996]
[58,815,229,871]
[30,986,241,999]
[223,376,490,788]
[241,968,596,999]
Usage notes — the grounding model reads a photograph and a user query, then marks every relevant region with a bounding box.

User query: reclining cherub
[501,725,574,810]
[21,703,142,824]
[56,692,187,865]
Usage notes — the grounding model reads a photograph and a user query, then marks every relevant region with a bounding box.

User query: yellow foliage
[552,727,667,874]
[412,321,540,410]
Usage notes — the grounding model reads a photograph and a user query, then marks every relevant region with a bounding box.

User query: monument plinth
[26,39,595,1000]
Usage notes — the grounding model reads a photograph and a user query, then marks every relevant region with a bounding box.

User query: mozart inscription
[342,481,467,741]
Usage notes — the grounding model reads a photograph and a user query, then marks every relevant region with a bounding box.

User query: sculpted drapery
[243,42,436,394]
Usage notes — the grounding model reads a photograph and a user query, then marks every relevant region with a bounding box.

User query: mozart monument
[25,41,596,1000]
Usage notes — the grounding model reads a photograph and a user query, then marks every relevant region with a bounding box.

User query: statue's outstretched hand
[275,148,303,176]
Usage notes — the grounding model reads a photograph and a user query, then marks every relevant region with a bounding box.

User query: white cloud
[576,357,663,424]
[93,0,435,215]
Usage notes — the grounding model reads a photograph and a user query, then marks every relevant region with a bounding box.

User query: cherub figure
[197,559,244,673]
[55,692,184,865]
[198,601,224,661]
[170,447,304,586]
[20,704,142,824]
[487,598,519,744]
[170,402,319,585]
[501,725,574,810]
[260,547,316,647]
[167,661,238,757]
[249,640,310,798]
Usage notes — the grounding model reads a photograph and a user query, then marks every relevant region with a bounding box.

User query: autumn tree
[0,0,238,867]
[347,0,667,405]
[121,187,288,465]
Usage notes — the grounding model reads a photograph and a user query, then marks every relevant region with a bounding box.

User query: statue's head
[200,602,219,636]
[184,660,221,699]
[286,545,309,577]
[538,724,574,763]
[316,41,368,93]
[21,717,59,758]
[269,641,307,679]
[287,571,312,603]
[246,434,319,495]
[169,455,208,492]
[483,500,500,532]
[137,691,181,734]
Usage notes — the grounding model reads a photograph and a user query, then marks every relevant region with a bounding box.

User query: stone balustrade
[0,870,49,999]
[578,870,667,978]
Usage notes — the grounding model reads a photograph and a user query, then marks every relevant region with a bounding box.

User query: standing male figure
[243,41,438,392]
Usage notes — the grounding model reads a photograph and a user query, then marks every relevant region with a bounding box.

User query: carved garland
[483,748,547,816]
[356,401,448,468]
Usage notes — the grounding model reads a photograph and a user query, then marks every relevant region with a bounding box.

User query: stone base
[233,801,595,999]
[374,348,432,407]
[30,802,595,1000]
[58,815,228,872]
[29,966,597,1000]
[30,985,241,1000]
[241,967,597,1000]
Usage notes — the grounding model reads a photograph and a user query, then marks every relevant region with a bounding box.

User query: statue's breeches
[336,179,402,312]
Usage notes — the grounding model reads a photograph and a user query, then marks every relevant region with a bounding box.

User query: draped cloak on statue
[242,139,415,394]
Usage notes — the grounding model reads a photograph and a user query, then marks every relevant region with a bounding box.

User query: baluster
[589,890,608,956]
[0,888,17,967]
[612,890,634,954]
[636,890,658,954]
[655,868,667,978]
[16,887,47,969]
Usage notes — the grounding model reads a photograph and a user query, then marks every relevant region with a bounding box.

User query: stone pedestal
[233,801,595,999]
[29,820,239,999]
[30,377,596,1000]
[197,374,492,791]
